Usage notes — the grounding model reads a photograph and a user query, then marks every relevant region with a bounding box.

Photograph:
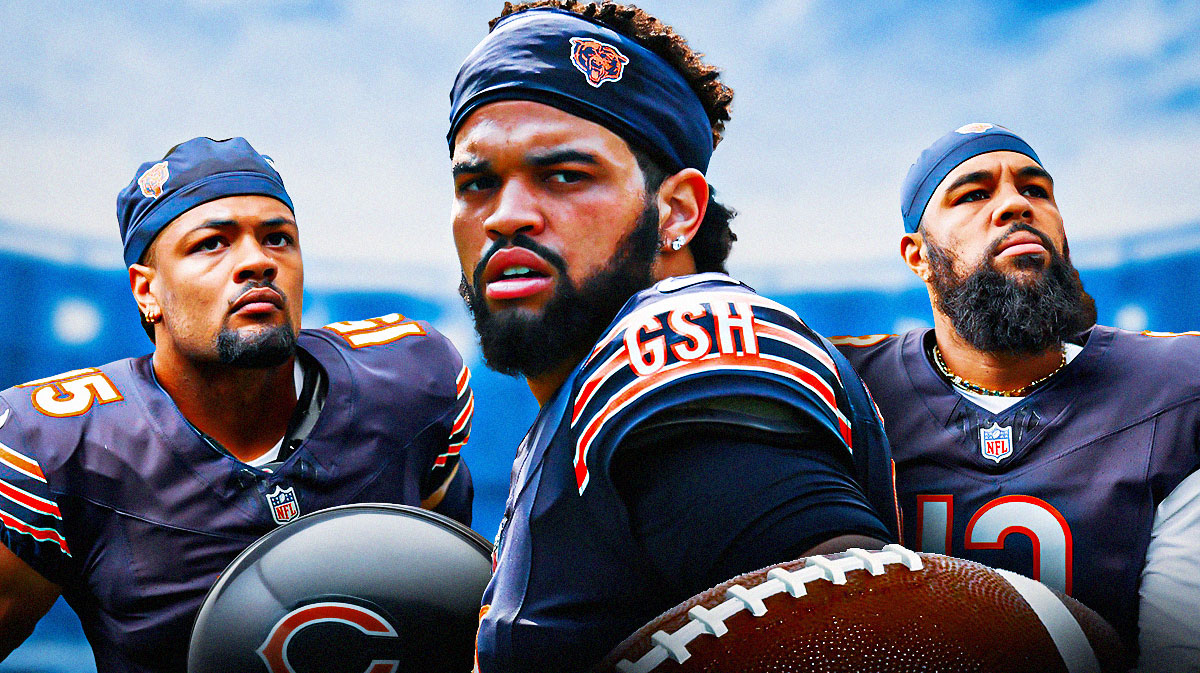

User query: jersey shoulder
[829,332,903,365]
[0,358,146,578]
[1084,325,1200,407]
[303,312,467,400]
[0,358,148,469]
[568,274,854,493]
[301,314,472,454]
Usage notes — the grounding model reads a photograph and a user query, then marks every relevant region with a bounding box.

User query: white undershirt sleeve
[1137,468,1200,672]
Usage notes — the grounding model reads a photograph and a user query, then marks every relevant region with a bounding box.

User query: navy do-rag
[447,7,713,175]
[901,123,1043,233]
[117,137,293,267]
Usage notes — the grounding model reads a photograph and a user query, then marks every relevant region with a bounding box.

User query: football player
[0,137,474,672]
[448,3,901,670]
[832,124,1200,670]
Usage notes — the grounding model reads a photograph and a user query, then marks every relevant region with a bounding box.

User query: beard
[460,202,661,378]
[926,223,1097,355]
[214,281,298,368]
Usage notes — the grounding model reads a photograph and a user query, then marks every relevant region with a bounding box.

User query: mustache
[227,279,288,311]
[471,234,569,291]
[985,223,1058,261]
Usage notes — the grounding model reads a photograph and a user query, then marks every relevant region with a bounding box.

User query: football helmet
[188,503,492,673]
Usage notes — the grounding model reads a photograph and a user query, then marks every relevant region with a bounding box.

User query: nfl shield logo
[266,485,300,525]
[979,422,1014,463]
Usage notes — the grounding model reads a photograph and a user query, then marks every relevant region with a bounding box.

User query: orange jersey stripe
[451,394,474,436]
[573,351,850,494]
[0,509,69,555]
[753,319,841,383]
[572,345,630,426]
[0,441,46,483]
[456,365,472,397]
[0,478,61,519]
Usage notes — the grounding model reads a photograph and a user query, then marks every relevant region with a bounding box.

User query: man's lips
[994,231,1049,259]
[482,247,555,301]
[230,287,285,315]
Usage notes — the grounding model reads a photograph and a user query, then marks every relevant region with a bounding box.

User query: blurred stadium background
[3,215,1200,671]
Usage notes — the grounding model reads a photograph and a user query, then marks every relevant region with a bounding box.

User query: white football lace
[615,544,923,673]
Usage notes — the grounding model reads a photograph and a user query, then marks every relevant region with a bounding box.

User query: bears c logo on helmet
[569,37,629,88]
[256,601,401,673]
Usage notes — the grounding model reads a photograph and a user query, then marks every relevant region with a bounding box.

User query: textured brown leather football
[599,545,1126,673]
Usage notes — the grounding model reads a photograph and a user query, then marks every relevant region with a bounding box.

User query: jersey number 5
[916,494,1073,594]
[18,368,125,418]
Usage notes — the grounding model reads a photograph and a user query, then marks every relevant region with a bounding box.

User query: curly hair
[493,1,738,272]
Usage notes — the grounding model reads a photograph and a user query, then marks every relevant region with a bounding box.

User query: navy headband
[117,137,293,267]
[448,7,713,174]
[901,123,1043,233]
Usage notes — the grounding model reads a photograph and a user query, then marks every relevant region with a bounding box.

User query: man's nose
[233,240,278,283]
[484,179,545,242]
[991,184,1033,227]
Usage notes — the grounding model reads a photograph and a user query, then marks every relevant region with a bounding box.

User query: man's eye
[460,176,499,193]
[264,232,293,247]
[192,237,225,253]
[956,189,988,204]
[1022,185,1049,198]
[547,170,585,184]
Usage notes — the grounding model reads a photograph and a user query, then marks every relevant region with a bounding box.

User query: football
[600,545,1126,673]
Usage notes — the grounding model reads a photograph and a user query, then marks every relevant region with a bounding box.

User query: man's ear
[900,232,932,282]
[129,263,159,320]
[655,168,708,253]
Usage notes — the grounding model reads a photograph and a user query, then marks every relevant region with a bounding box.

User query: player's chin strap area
[613,545,924,673]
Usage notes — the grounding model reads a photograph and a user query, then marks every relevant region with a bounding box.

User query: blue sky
[1,0,1197,290]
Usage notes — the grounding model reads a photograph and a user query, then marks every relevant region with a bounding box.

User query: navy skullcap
[901,123,1042,233]
[117,137,293,267]
[448,7,713,174]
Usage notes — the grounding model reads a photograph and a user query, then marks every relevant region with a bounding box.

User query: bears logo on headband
[956,122,996,135]
[137,161,170,199]
[569,37,629,87]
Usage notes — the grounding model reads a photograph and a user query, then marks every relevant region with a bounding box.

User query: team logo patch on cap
[569,37,629,88]
[137,161,170,199]
[956,123,996,135]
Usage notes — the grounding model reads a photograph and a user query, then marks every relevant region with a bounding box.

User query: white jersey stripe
[0,477,62,519]
[0,440,47,484]
[995,568,1100,673]
[755,319,841,383]
[573,352,852,494]
[0,509,69,555]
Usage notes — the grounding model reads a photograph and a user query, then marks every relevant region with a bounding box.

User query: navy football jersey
[0,314,473,673]
[834,326,1200,649]
[476,274,900,672]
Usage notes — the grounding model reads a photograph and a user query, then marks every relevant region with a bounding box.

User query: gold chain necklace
[932,343,1066,397]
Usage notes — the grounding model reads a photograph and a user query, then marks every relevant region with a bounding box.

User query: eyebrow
[186,216,295,234]
[526,149,599,167]
[1018,165,1054,185]
[944,170,993,195]
[452,159,490,178]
